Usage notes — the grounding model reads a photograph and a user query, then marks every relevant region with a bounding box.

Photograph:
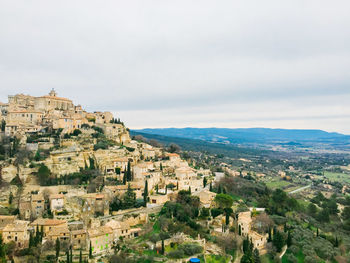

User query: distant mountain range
[132,128,350,150]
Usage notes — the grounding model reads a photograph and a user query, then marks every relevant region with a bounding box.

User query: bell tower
[49,88,57,97]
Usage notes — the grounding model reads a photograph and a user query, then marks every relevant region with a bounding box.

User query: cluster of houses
[0,89,129,142]
[0,90,270,259]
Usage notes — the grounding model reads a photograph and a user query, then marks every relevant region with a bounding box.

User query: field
[264,178,291,189]
[323,171,350,184]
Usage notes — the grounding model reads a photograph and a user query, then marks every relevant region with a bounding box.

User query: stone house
[30,194,46,218]
[237,211,252,236]
[88,226,114,255]
[149,194,169,205]
[30,219,67,237]
[47,226,71,243]
[2,220,30,248]
[19,200,31,220]
[197,189,216,208]
[81,193,109,218]
[49,194,65,212]
[71,229,87,250]
[0,215,16,232]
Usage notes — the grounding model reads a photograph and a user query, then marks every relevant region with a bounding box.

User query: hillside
[133,128,350,151]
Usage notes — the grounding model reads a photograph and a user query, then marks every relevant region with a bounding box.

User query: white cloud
[0,0,349,133]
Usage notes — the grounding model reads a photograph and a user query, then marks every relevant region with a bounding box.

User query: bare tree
[252,213,274,234]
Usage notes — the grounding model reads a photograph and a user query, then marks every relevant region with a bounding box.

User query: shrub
[72,129,82,136]
[179,243,203,256]
[167,249,184,259]
[211,208,223,218]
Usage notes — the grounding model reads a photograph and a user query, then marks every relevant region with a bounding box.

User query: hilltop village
[0,91,349,263]
[0,90,270,262]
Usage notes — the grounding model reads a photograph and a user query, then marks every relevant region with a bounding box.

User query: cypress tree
[56,238,60,260]
[89,241,92,258]
[225,212,230,225]
[35,224,40,245]
[122,167,127,185]
[156,184,159,194]
[66,250,70,263]
[223,187,226,194]
[335,236,339,247]
[0,234,5,258]
[238,225,242,236]
[287,231,292,247]
[268,228,272,242]
[70,245,73,263]
[143,180,148,207]
[316,228,319,237]
[188,186,191,194]
[161,239,165,255]
[9,192,13,205]
[218,185,222,194]
[203,177,207,188]
[253,248,261,263]
[40,225,44,242]
[79,248,82,263]
[209,182,213,192]
[29,231,34,248]
[126,161,131,181]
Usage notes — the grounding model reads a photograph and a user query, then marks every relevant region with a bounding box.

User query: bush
[167,249,184,259]
[211,208,223,218]
[72,129,82,136]
[287,254,297,263]
[179,243,203,256]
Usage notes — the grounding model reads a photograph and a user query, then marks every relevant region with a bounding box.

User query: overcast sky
[1,1,349,134]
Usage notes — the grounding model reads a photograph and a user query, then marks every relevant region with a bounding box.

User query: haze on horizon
[0,1,349,134]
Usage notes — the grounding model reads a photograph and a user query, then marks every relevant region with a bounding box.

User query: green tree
[89,241,92,258]
[253,248,261,263]
[218,185,222,194]
[37,164,51,186]
[0,234,5,258]
[287,231,292,247]
[272,230,285,252]
[214,194,233,209]
[122,183,136,209]
[342,206,350,220]
[161,239,165,255]
[122,167,127,185]
[308,203,318,217]
[209,182,213,192]
[8,192,13,205]
[1,120,5,132]
[29,231,34,248]
[317,209,330,223]
[79,248,82,263]
[126,160,132,181]
[241,254,253,263]
[70,245,73,263]
[203,177,207,188]
[143,180,148,207]
[55,238,60,260]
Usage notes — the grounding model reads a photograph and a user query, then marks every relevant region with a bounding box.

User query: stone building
[2,220,30,248]
[30,218,67,237]
[88,226,114,255]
